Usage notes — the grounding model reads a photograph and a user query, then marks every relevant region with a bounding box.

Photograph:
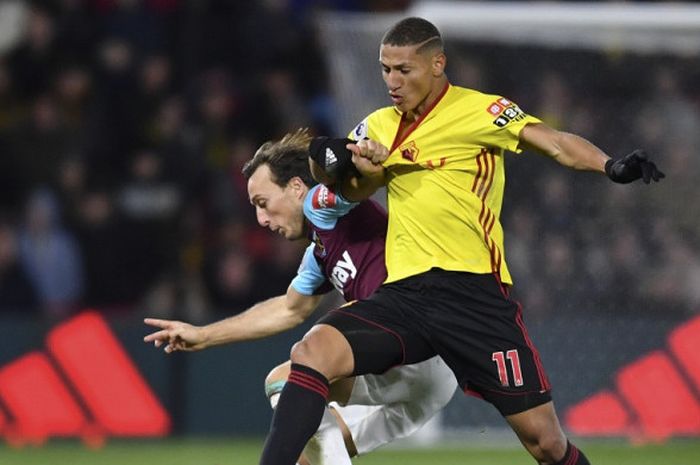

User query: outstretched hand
[143,318,207,353]
[605,149,665,184]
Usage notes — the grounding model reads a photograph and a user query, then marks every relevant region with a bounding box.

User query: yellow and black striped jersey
[349,83,540,284]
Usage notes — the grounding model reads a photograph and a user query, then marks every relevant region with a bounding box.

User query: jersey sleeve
[474,94,541,154]
[303,184,358,230]
[348,117,369,141]
[290,244,329,296]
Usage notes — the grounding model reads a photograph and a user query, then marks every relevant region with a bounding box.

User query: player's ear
[432,52,446,77]
[288,176,306,198]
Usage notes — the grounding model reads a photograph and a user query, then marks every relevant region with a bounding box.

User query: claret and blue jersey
[290,184,387,302]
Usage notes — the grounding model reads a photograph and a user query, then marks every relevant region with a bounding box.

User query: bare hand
[349,151,385,178]
[143,318,207,353]
[348,139,389,165]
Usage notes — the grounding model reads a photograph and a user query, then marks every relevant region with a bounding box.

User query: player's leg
[505,401,589,465]
[264,361,353,465]
[260,291,427,465]
[423,270,590,465]
[264,361,290,409]
[336,356,457,455]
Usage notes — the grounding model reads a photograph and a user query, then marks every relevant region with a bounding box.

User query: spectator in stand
[0,219,38,313]
[17,188,84,317]
[116,149,183,301]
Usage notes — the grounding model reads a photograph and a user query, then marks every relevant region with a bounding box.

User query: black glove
[308,136,357,179]
[605,149,665,184]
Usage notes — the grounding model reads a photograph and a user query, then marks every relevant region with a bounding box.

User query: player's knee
[290,337,344,379]
[290,338,320,367]
[528,432,568,463]
[264,361,291,409]
[265,361,291,386]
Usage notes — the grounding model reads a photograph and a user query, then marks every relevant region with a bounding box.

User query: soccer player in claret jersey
[258,17,664,465]
[143,129,456,465]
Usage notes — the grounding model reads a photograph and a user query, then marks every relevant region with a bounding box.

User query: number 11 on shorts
[492,349,523,387]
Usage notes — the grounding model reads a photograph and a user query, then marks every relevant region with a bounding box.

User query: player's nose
[385,71,401,89]
[256,209,269,227]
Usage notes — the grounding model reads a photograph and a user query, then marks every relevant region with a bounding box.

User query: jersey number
[492,350,523,387]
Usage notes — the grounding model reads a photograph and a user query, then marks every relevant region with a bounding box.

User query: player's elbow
[286,299,318,323]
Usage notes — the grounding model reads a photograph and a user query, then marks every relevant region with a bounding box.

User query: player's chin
[284,230,304,241]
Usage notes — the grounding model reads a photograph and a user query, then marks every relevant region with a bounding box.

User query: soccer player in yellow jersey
[258,17,663,465]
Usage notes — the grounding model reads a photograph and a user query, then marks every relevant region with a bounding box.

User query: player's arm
[143,287,321,353]
[340,142,386,201]
[520,122,664,183]
[519,122,609,172]
[308,136,386,201]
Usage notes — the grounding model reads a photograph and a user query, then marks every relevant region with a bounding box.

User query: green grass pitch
[1,438,699,465]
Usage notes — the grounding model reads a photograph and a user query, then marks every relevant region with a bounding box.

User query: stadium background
[0,1,699,464]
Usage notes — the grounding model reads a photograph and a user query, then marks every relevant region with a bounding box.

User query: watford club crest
[400,141,419,162]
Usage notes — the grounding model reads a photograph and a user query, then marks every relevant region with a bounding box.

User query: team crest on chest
[312,231,327,257]
[400,141,419,162]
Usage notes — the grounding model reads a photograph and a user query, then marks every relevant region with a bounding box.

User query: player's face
[247,164,307,240]
[379,43,445,118]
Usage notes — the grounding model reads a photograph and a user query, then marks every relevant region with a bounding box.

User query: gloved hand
[605,149,665,184]
[308,136,357,180]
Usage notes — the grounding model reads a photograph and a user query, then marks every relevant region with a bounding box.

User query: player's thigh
[317,296,435,377]
[290,323,355,380]
[421,271,552,416]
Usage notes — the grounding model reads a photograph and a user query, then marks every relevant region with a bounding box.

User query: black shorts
[316,268,552,416]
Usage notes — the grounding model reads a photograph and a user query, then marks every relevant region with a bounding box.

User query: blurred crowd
[0,0,698,323]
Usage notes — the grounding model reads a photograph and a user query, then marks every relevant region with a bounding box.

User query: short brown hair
[242,129,316,188]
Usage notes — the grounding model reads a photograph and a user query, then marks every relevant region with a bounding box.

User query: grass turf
[1,438,699,465]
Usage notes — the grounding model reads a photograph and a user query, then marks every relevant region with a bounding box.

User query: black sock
[554,441,591,465]
[259,364,329,465]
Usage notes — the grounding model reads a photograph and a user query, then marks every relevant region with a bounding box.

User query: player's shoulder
[448,85,506,106]
[349,106,399,140]
[305,184,340,211]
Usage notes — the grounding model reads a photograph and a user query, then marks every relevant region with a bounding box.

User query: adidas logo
[0,311,170,446]
[565,315,700,440]
[325,147,338,167]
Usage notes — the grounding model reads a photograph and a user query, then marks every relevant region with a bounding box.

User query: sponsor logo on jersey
[311,185,337,209]
[487,101,506,116]
[492,104,527,127]
[352,119,368,140]
[400,140,419,162]
[330,250,357,291]
[426,157,447,170]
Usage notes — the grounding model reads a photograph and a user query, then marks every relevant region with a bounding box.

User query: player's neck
[406,79,449,122]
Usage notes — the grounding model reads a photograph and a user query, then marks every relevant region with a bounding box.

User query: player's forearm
[553,132,610,173]
[520,123,610,173]
[341,170,385,202]
[200,295,308,347]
